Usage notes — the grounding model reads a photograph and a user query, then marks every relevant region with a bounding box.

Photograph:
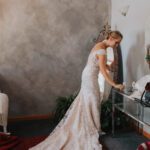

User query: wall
[111,0,150,134]
[111,0,150,84]
[0,0,111,116]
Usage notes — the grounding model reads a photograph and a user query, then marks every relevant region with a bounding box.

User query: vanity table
[112,88,150,135]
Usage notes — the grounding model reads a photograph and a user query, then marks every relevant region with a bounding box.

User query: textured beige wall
[0,0,110,116]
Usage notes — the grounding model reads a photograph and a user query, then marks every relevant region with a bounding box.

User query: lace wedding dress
[30,49,106,150]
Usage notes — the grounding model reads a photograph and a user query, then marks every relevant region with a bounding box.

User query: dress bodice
[81,49,107,92]
[87,49,106,68]
[82,49,107,77]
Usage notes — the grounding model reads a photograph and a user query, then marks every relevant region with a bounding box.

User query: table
[112,88,150,135]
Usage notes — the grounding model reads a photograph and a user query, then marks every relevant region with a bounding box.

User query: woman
[30,31,124,150]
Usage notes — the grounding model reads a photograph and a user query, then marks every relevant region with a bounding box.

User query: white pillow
[133,74,150,93]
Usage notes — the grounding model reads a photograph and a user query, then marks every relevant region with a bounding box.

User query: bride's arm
[97,54,115,87]
[93,42,124,90]
[106,61,115,72]
[97,54,124,90]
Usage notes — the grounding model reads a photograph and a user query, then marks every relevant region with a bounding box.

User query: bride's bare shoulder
[93,42,106,51]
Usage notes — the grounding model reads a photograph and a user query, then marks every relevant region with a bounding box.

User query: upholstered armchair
[0,93,9,133]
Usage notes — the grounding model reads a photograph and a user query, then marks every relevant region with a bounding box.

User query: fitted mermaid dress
[30,49,107,150]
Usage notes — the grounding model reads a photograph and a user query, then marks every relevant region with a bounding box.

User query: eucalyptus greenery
[101,98,128,131]
[53,92,78,124]
[101,99,112,130]
[145,54,150,60]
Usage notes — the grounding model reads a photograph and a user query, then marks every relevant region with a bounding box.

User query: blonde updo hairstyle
[107,30,123,40]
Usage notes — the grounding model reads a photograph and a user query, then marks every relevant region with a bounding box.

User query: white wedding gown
[30,49,107,150]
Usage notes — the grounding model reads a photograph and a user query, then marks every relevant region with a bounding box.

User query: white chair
[0,93,9,133]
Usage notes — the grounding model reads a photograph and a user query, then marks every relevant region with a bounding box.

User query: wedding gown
[30,49,107,150]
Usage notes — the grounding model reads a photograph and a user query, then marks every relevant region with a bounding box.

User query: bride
[30,30,125,150]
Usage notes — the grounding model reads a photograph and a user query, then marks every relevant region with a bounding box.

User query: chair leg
[3,126,7,133]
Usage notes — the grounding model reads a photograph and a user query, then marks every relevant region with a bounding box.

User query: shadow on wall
[0,74,10,94]
[126,31,147,83]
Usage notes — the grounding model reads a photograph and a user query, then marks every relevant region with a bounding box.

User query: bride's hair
[107,30,123,40]
[95,30,123,43]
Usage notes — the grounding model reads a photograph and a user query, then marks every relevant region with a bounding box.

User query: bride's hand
[114,84,125,91]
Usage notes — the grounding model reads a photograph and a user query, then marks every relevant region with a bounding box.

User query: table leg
[112,89,115,135]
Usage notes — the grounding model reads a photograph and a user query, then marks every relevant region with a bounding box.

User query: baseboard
[138,127,150,139]
[8,113,54,122]
[131,122,150,139]
[143,130,150,139]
